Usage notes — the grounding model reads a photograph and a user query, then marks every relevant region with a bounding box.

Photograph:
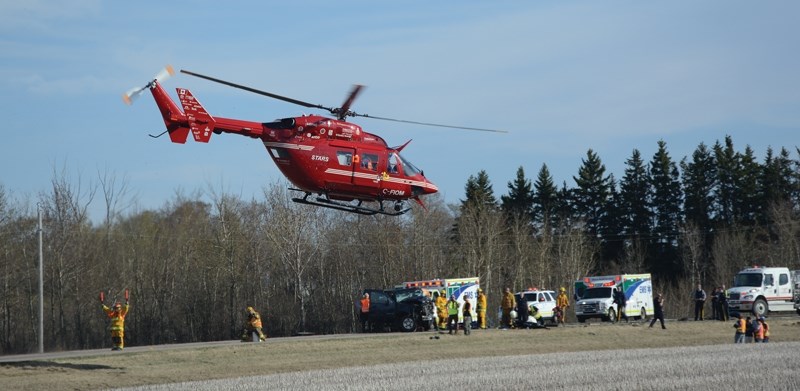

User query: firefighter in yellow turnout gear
[102,301,130,351]
[556,287,570,324]
[435,289,448,330]
[242,306,267,341]
[476,288,488,329]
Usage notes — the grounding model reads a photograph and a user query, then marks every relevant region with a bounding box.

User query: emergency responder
[101,299,129,351]
[733,313,746,343]
[358,293,370,332]
[613,286,628,323]
[528,305,545,328]
[446,294,460,335]
[500,287,516,329]
[718,284,729,321]
[556,287,569,324]
[242,306,266,342]
[744,315,754,343]
[462,296,472,336]
[693,283,706,321]
[435,289,448,330]
[476,288,487,329]
[648,293,666,329]
[754,316,765,342]
[759,316,770,342]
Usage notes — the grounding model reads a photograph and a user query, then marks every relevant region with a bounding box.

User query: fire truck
[726,266,800,317]
[402,277,480,326]
[573,274,654,323]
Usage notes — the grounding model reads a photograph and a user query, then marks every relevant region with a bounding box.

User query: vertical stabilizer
[177,89,217,143]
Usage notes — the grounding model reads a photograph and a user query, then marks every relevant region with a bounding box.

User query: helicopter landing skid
[290,190,410,216]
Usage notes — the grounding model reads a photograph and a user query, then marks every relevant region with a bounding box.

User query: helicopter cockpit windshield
[397,153,422,176]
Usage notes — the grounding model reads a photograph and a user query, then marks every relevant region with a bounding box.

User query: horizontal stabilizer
[177,88,216,143]
[168,127,191,144]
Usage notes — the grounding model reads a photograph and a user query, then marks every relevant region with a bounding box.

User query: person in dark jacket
[693,284,707,321]
[649,293,666,329]
[613,286,628,323]
[516,294,529,328]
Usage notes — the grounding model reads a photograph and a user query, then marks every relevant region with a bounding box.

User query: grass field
[2,318,800,390]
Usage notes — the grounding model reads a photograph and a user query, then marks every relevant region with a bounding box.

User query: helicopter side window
[268,147,290,160]
[361,153,379,171]
[336,151,353,166]
[388,153,400,174]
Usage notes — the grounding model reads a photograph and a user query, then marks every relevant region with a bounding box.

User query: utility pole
[37,203,44,354]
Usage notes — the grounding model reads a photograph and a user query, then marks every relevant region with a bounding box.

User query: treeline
[1,136,799,354]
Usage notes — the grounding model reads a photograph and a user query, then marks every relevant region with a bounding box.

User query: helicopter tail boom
[148,80,191,143]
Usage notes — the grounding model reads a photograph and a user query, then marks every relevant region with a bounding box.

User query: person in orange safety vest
[242,306,266,342]
[359,293,371,332]
[733,313,746,343]
[102,300,129,351]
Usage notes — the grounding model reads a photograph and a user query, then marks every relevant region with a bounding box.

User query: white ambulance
[403,277,480,326]
[574,274,654,323]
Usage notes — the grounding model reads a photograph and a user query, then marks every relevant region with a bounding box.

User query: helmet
[560,287,566,292]
[477,288,483,293]
[113,303,122,309]
[441,289,446,295]
[246,306,254,313]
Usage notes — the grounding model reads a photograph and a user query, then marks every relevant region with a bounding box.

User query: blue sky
[2,1,798,220]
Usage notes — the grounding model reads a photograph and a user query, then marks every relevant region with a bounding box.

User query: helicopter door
[328,149,357,187]
[353,150,382,192]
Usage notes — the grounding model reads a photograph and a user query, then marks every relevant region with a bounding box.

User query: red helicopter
[123,66,505,216]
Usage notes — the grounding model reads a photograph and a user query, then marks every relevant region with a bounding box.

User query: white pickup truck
[726,266,800,317]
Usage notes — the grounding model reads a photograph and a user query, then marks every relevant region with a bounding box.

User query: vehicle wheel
[640,307,647,321]
[753,298,768,317]
[400,316,417,332]
[607,308,617,323]
[577,316,586,323]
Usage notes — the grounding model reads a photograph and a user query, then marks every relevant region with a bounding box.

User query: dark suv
[363,288,435,332]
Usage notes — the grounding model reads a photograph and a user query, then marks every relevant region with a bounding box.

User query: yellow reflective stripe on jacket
[103,304,129,331]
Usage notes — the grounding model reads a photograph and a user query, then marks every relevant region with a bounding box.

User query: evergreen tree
[600,175,624,263]
[712,136,738,225]
[649,140,683,277]
[532,164,558,227]
[681,143,715,233]
[759,147,794,222]
[572,149,613,239]
[619,149,653,239]
[555,181,575,228]
[736,146,761,225]
[460,170,498,212]
[572,150,614,268]
[500,166,534,221]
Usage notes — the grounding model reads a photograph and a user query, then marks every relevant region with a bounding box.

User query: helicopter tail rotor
[123,65,175,105]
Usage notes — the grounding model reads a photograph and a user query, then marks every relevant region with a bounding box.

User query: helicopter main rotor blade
[180,69,335,113]
[337,84,364,120]
[353,113,508,133]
